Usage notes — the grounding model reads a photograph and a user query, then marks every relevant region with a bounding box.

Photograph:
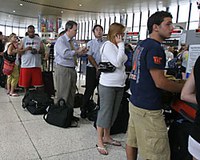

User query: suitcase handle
[179,109,195,123]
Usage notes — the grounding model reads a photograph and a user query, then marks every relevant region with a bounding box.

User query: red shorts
[19,67,43,88]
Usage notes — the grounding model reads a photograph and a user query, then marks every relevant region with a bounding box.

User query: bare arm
[150,69,184,93]
[88,55,98,70]
[181,70,197,104]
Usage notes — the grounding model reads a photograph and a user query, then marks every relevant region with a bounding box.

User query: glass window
[140,26,147,40]
[101,18,105,31]
[89,20,92,40]
[133,26,139,32]
[85,21,89,40]
[150,8,157,16]
[169,5,178,23]
[97,19,101,25]
[115,14,120,23]
[110,15,115,25]
[190,2,199,22]
[82,22,85,40]
[13,27,19,36]
[178,3,189,22]
[141,11,148,26]
[19,28,26,37]
[127,13,133,31]
[189,21,199,30]
[105,17,109,34]
[79,22,82,40]
[6,26,12,36]
[133,12,140,28]
[0,25,5,35]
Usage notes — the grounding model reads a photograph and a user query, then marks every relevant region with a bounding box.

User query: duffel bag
[43,98,78,128]
[22,89,54,115]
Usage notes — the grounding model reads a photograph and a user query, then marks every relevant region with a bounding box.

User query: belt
[56,63,75,69]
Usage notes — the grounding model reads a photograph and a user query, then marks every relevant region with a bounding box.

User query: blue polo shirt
[129,38,166,110]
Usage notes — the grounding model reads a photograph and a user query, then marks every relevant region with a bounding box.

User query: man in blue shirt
[54,21,87,119]
[126,11,184,160]
[80,25,104,118]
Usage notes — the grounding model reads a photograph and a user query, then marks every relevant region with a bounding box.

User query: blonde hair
[107,23,125,43]
[8,33,16,42]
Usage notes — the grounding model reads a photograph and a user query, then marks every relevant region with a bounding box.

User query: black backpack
[43,98,78,128]
[22,89,54,115]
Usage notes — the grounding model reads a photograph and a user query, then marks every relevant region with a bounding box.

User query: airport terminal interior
[0,0,200,159]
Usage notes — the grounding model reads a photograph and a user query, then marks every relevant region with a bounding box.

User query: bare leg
[97,126,105,148]
[7,83,10,94]
[10,85,15,94]
[103,128,111,141]
[126,144,138,160]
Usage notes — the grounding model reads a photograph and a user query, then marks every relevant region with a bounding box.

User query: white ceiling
[0,0,196,27]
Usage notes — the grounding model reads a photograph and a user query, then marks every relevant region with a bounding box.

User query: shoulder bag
[98,43,116,73]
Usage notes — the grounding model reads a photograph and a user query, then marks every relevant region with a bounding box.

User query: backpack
[43,98,78,128]
[22,89,54,115]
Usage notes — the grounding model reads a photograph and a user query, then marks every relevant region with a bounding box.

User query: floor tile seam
[9,98,43,160]
[40,146,98,159]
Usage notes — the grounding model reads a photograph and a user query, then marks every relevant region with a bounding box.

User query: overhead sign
[186,44,200,78]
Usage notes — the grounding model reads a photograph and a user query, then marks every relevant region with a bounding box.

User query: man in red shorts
[18,25,44,93]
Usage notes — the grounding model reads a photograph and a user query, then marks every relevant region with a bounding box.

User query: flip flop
[104,139,121,146]
[96,144,108,155]
[10,93,19,97]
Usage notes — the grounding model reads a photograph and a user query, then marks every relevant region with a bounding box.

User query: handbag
[43,98,78,128]
[98,42,116,73]
[3,59,15,75]
[98,62,116,72]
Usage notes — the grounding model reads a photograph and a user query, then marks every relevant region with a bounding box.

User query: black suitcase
[168,119,193,160]
[110,92,129,135]
[93,92,130,135]
[42,71,56,96]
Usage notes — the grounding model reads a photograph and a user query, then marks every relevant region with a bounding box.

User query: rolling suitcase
[42,71,56,97]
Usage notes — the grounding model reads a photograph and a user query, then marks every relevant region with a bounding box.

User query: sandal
[96,144,108,155]
[104,139,121,146]
[10,93,19,97]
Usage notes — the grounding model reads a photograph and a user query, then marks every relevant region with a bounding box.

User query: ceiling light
[13,10,16,13]
[61,10,63,13]
[79,4,82,7]
[20,3,23,6]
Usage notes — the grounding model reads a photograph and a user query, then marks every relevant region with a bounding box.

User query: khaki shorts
[126,103,170,160]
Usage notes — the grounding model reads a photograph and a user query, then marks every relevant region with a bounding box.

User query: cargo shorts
[126,103,170,160]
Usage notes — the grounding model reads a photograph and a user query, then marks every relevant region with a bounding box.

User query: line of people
[0,10,199,160]
[53,11,200,159]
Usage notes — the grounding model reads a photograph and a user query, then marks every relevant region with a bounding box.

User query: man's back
[129,38,166,110]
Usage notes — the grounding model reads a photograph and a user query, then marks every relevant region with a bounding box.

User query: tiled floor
[0,75,130,160]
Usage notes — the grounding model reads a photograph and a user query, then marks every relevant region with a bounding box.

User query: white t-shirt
[21,36,42,68]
